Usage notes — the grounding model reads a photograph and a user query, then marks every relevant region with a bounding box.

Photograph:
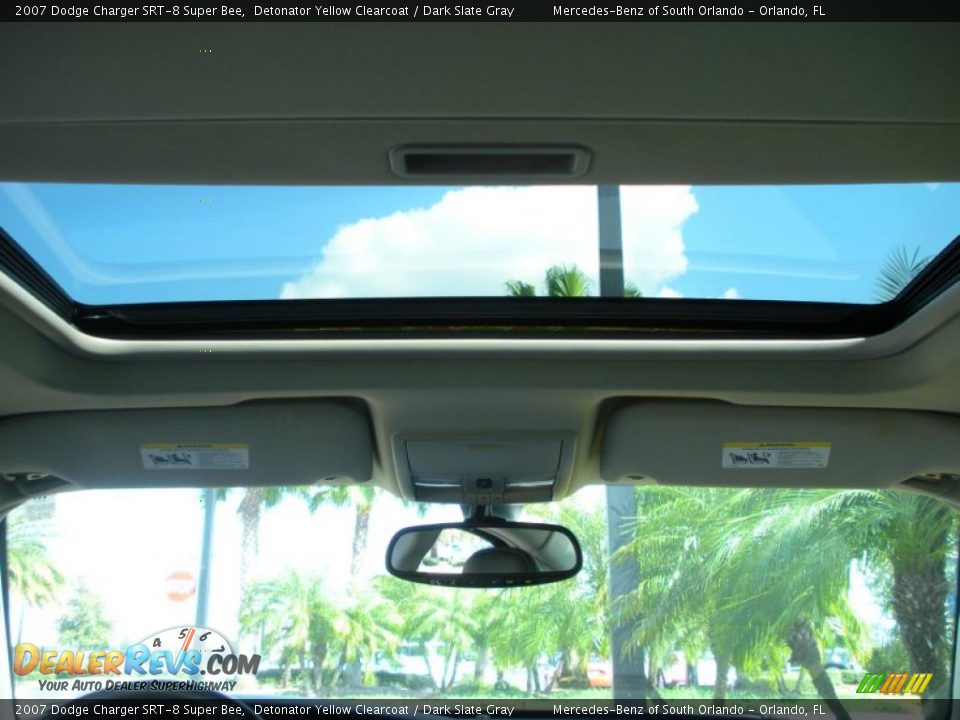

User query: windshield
[1,182,957,306]
[6,486,957,718]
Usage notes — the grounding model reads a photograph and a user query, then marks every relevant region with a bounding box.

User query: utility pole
[598,186,625,297]
[597,185,651,699]
[195,487,216,627]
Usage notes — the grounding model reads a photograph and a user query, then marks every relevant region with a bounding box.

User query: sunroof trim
[895,234,960,315]
[69,296,889,341]
[0,224,958,342]
[0,226,74,320]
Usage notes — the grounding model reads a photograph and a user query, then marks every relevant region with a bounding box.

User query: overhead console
[394,434,576,504]
[0,400,374,496]
[600,400,960,488]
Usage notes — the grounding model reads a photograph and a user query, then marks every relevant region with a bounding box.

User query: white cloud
[280,186,698,299]
[655,285,741,300]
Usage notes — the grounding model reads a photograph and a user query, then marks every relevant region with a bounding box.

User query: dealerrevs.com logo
[15,626,260,693]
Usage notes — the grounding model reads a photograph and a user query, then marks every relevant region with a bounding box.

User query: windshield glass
[7,486,957,718]
[1,182,957,306]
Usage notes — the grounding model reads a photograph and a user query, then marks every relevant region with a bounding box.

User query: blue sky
[0,182,955,306]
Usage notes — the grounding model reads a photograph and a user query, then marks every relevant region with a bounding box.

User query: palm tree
[871,245,957,690]
[57,582,113,650]
[240,570,336,692]
[309,486,378,578]
[708,490,866,719]
[616,488,867,719]
[489,587,555,692]
[613,488,729,697]
[855,493,955,686]
[504,265,643,298]
[545,265,592,297]
[506,265,652,699]
[506,264,641,299]
[504,280,536,296]
[216,486,314,589]
[7,512,63,609]
[466,591,499,686]
[874,245,930,301]
[377,576,444,689]
[531,502,610,685]
[377,582,478,691]
[330,586,401,687]
[623,281,642,298]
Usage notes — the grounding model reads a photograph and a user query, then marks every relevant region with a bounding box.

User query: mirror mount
[468,504,491,523]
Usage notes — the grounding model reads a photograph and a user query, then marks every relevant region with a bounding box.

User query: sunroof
[1,182,956,309]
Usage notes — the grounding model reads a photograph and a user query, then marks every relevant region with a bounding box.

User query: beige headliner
[0,23,959,184]
[1,266,960,507]
[0,22,958,508]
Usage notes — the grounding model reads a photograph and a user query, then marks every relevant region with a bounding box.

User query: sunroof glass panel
[0,182,956,306]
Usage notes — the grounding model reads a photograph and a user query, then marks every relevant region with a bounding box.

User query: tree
[242,570,402,692]
[613,487,730,698]
[506,264,653,699]
[6,512,63,608]
[216,486,315,590]
[616,488,867,718]
[309,486,378,578]
[489,587,555,692]
[504,280,536,297]
[870,245,957,691]
[709,490,865,720]
[224,483,381,591]
[505,265,641,299]
[377,577,444,689]
[240,570,336,692]
[330,584,400,687]
[372,581,475,691]
[545,265,592,297]
[530,502,610,685]
[57,583,112,649]
[874,245,930,301]
[841,488,956,696]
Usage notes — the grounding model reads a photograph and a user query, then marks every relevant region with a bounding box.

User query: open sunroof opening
[0,182,957,339]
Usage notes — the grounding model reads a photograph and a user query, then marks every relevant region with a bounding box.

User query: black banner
[3,698,945,720]
[5,0,960,21]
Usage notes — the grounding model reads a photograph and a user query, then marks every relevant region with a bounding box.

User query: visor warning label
[722,442,831,469]
[140,443,249,470]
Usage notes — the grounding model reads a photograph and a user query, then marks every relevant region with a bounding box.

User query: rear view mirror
[385,519,582,588]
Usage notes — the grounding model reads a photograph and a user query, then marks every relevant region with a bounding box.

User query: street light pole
[195,487,216,627]
[597,185,651,699]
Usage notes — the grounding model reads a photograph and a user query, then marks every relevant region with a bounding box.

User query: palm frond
[504,279,537,296]
[875,245,931,302]
[545,264,592,297]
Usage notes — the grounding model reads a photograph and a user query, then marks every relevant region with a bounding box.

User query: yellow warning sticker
[722,442,830,469]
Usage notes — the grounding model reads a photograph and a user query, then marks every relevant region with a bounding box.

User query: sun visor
[0,400,373,494]
[600,401,960,488]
